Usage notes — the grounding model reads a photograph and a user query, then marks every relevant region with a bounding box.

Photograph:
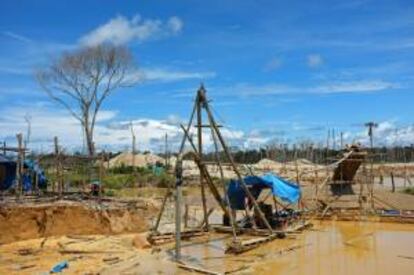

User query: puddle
[176,221,414,274]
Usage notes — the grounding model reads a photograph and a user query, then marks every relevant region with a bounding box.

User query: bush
[403,187,414,195]
[156,173,174,188]
[103,174,135,189]
[105,189,115,197]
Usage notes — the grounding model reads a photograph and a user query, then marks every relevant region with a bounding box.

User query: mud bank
[0,199,156,244]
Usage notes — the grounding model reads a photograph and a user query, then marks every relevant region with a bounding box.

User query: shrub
[105,189,115,197]
[403,187,414,195]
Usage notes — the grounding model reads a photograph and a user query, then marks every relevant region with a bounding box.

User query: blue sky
[0,0,413,152]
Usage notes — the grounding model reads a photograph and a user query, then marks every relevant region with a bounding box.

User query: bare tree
[36,44,135,156]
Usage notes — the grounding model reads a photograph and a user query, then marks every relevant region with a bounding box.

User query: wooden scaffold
[149,85,310,260]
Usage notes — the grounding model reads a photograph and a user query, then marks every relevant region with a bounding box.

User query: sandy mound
[296,158,314,165]
[107,152,165,168]
[254,158,283,170]
[0,200,156,244]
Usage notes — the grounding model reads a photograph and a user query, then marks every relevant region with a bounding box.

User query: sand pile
[107,152,165,168]
[254,158,283,171]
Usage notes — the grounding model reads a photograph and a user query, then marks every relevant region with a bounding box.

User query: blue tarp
[0,155,17,190]
[227,173,301,210]
[0,155,47,191]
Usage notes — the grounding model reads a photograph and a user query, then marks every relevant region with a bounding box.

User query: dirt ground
[0,221,413,274]
[0,233,179,274]
[0,198,157,244]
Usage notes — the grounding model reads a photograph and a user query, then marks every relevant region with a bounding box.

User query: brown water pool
[176,221,414,274]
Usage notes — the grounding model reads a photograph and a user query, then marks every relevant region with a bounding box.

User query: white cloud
[79,14,183,46]
[1,31,32,43]
[311,80,397,94]
[214,79,397,98]
[0,103,244,153]
[352,121,414,147]
[167,17,184,33]
[2,103,411,153]
[142,68,215,82]
[307,54,324,68]
[126,68,215,83]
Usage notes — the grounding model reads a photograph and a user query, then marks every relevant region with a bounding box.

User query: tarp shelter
[0,154,16,190]
[0,155,47,191]
[24,159,47,190]
[227,173,301,210]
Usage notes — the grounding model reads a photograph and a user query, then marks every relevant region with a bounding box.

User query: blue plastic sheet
[50,260,68,273]
[0,155,47,191]
[0,155,17,190]
[227,173,301,210]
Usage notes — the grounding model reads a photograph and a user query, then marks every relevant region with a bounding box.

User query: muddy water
[178,221,414,274]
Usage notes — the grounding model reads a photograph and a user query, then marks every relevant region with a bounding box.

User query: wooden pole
[152,98,197,259]
[16,133,23,199]
[153,189,172,232]
[175,155,183,261]
[197,88,209,229]
[184,204,189,228]
[179,99,197,154]
[99,152,104,201]
[54,137,60,196]
[180,125,230,217]
[130,122,136,166]
[391,171,395,193]
[34,157,39,195]
[210,124,237,241]
[201,90,273,234]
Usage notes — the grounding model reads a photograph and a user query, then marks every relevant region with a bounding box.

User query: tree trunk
[84,125,95,156]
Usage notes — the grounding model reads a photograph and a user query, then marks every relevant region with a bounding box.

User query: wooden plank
[177,262,222,275]
[226,234,280,254]
[147,229,207,245]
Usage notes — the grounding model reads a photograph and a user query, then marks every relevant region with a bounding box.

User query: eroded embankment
[0,199,156,244]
